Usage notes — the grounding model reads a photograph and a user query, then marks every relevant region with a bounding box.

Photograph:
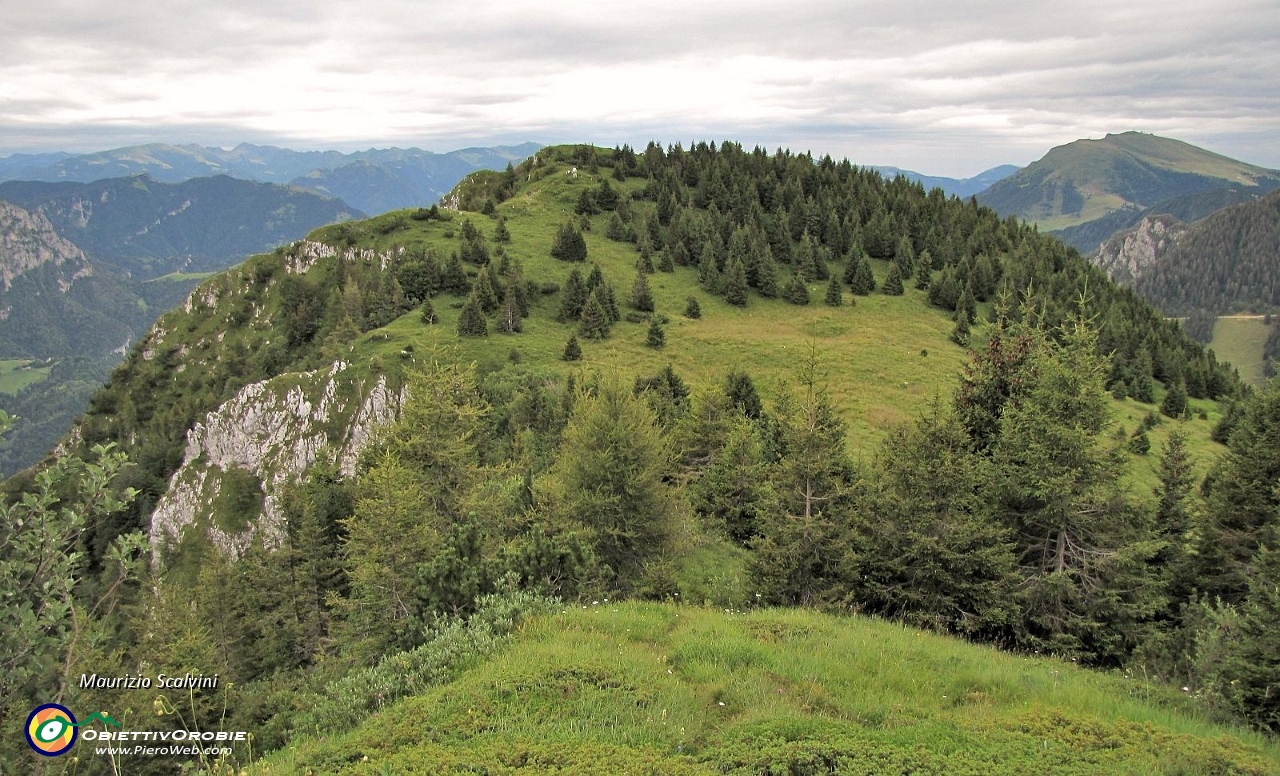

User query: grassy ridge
[258,603,1279,774]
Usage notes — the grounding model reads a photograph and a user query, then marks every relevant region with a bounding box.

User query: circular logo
[25,704,77,757]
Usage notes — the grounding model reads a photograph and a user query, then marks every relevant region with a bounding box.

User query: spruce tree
[849,253,876,295]
[958,282,977,324]
[550,221,587,261]
[473,264,501,313]
[442,251,469,294]
[723,257,749,306]
[558,268,588,322]
[498,289,522,334]
[646,318,666,348]
[783,273,810,305]
[579,288,611,340]
[658,249,675,273]
[562,335,582,361]
[882,263,904,295]
[420,297,437,324]
[757,250,779,298]
[824,275,842,306]
[698,245,720,292]
[951,313,970,346]
[605,212,628,241]
[599,281,621,323]
[636,241,655,274]
[629,272,655,312]
[494,216,511,243]
[1160,377,1188,418]
[684,296,702,319]
[895,235,916,279]
[457,291,488,337]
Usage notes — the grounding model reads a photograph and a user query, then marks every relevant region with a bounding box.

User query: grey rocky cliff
[0,201,90,291]
[1093,213,1186,286]
[150,360,402,558]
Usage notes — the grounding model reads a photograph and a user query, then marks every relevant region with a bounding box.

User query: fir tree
[958,282,977,324]
[629,272,655,312]
[550,221,588,261]
[558,268,588,322]
[498,289,522,334]
[684,296,702,319]
[757,250,779,298]
[473,265,501,313]
[723,257,749,306]
[698,245,720,292]
[457,291,488,337]
[562,335,582,361]
[882,263,904,295]
[579,288,611,340]
[442,251,469,294]
[895,235,916,279]
[824,276,842,306]
[658,249,674,273]
[636,240,656,274]
[784,273,810,305]
[1160,378,1188,418]
[646,318,666,348]
[605,212,629,241]
[849,252,875,295]
[951,314,970,346]
[420,297,437,324]
[494,216,511,243]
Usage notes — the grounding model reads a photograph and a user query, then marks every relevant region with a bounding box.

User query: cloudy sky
[2,0,1277,177]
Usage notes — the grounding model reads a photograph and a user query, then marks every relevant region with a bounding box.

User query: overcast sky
[2,0,1277,177]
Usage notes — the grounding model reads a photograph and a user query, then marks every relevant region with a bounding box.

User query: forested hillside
[6,143,1278,773]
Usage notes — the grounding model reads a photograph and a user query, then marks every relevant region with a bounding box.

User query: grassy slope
[313,162,1230,499]
[258,603,1279,775]
[1210,317,1272,386]
[0,358,51,395]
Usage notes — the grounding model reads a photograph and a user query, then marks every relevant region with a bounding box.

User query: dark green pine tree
[824,276,842,306]
[494,216,511,243]
[629,272,655,312]
[698,244,721,292]
[794,232,819,282]
[550,221,588,261]
[894,235,916,279]
[558,268,588,322]
[723,257,749,306]
[757,250,779,298]
[849,252,876,295]
[473,264,501,313]
[958,282,977,324]
[783,273,810,305]
[420,297,437,324]
[562,335,583,361]
[497,289,522,334]
[951,313,970,346]
[658,249,675,273]
[882,263,904,296]
[605,212,628,241]
[1160,377,1188,418]
[585,263,605,291]
[442,251,470,294]
[646,318,666,348]
[599,281,621,323]
[915,266,932,291]
[457,291,488,337]
[684,296,702,319]
[636,236,656,274]
[579,288,611,340]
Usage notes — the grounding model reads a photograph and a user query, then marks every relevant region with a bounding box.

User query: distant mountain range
[871,164,1021,198]
[0,142,542,215]
[976,132,1280,254]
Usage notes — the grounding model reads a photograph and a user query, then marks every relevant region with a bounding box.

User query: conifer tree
[550,221,588,261]
[958,282,977,324]
[698,244,720,292]
[549,378,677,590]
[1160,377,1188,418]
[694,418,775,543]
[895,235,916,279]
[784,273,810,305]
[599,281,621,323]
[951,314,970,346]
[795,232,819,282]
[579,288,611,340]
[658,249,675,273]
[684,296,702,319]
[498,289,522,334]
[605,212,628,241]
[558,268,588,322]
[457,291,488,337]
[882,263,904,295]
[473,264,501,313]
[824,275,842,306]
[723,257,749,306]
[628,272,655,312]
[646,318,665,348]
[442,251,469,294]
[849,252,876,295]
[420,297,437,324]
[494,216,511,243]
[757,249,779,298]
[562,335,582,361]
[636,240,655,274]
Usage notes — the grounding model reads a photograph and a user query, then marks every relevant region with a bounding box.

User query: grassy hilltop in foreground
[258,603,1280,774]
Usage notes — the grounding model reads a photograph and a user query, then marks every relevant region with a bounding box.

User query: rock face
[150,360,402,558]
[1093,214,1186,286]
[0,201,89,291]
